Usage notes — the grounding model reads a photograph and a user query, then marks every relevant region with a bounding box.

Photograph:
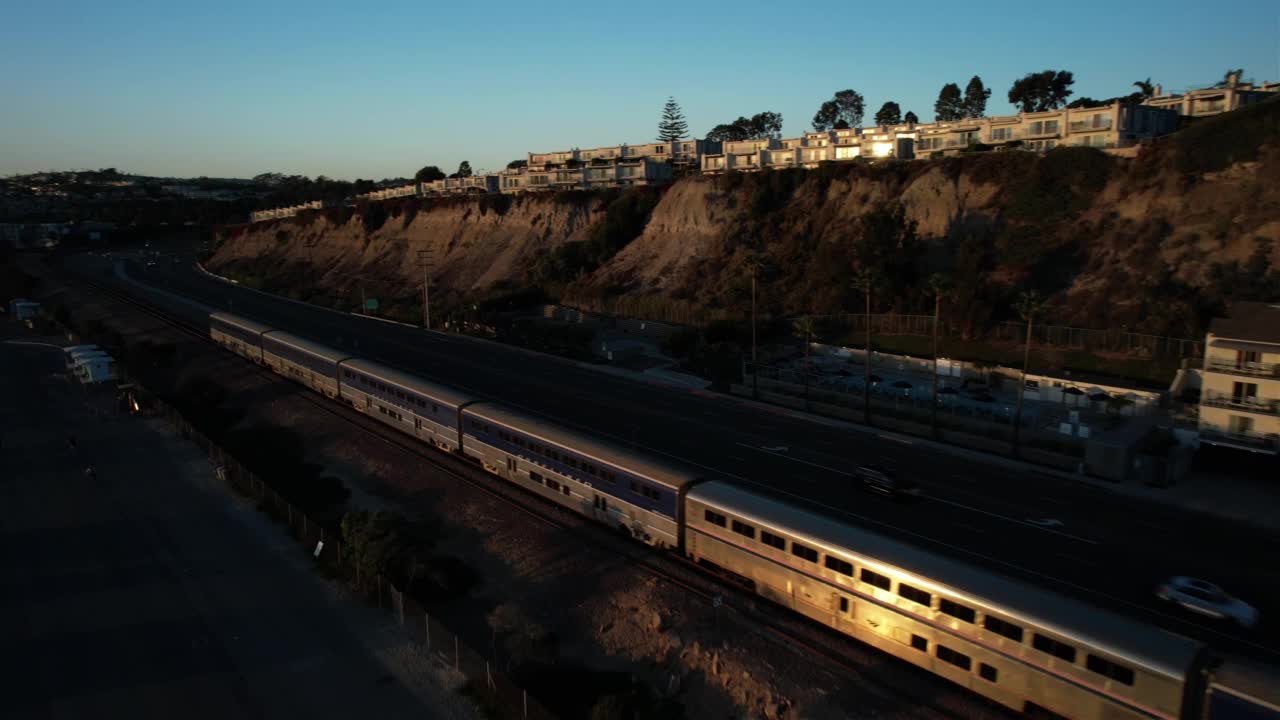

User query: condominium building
[1144,72,1278,118]
[1198,302,1280,455]
[249,200,323,223]
[355,184,417,202]
[914,101,1176,157]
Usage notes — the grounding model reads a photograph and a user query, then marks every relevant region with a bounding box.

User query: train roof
[1211,656,1280,709]
[464,403,700,492]
[209,311,275,336]
[688,481,1203,680]
[341,358,477,408]
[260,331,352,364]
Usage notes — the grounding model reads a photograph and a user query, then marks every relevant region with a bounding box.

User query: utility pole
[360,283,367,317]
[751,261,758,399]
[416,248,433,330]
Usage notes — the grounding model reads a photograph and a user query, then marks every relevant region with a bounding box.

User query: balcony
[1202,392,1280,416]
[1069,119,1113,132]
[1207,359,1280,379]
[1023,125,1060,138]
[1198,426,1280,454]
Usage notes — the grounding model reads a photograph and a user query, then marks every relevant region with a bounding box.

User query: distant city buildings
[1198,302,1280,455]
[247,74,1276,223]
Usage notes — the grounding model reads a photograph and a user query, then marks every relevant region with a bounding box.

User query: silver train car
[260,331,350,399]
[209,312,272,364]
[459,402,699,549]
[685,481,1209,720]
[337,357,477,453]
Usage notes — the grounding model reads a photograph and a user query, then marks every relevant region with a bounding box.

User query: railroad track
[79,270,1008,720]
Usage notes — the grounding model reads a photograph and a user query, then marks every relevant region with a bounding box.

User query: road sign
[365,298,379,311]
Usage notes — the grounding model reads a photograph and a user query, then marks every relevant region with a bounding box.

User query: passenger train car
[206,311,1277,720]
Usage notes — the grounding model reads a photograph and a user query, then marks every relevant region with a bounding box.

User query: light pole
[1013,290,1043,456]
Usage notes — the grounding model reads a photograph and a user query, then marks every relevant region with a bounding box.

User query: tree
[851,268,881,425]
[1215,68,1244,88]
[874,101,902,126]
[453,161,473,179]
[904,110,919,124]
[1012,290,1045,455]
[657,96,689,141]
[1008,70,1075,113]
[811,89,865,131]
[934,83,964,121]
[963,76,991,118]
[927,273,952,439]
[506,159,527,170]
[414,165,445,183]
[1133,77,1155,98]
[706,112,784,142]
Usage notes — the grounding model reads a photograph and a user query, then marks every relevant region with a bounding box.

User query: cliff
[210,99,1280,337]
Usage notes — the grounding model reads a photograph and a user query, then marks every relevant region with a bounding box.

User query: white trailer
[75,354,117,384]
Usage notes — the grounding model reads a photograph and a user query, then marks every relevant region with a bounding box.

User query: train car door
[591,493,610,524]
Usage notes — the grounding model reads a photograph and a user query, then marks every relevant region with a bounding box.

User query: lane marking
[736,442,852,476]
[877,434,914,445]
[928,495,1099,545]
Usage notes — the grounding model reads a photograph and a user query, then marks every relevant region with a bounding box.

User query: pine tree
[658,97,688,141]
[904,110,919,124]
[962,76,991,118]
[934,83,964,121]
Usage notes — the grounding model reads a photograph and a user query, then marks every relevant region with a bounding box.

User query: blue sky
[2,0,1276,180]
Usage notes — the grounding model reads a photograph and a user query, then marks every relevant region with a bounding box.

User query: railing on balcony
[1201,392,1280,415]
[1206,359,1280,378]
[1198,426,1280,453]
[1024,125,1060,138]
[1069,119,1113,132]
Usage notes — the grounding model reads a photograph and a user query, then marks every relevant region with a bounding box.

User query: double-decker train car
[459,402,700,548]
[684,481,1209,720]
[260,331,350,399]
[337,357,478,453]
[209,312,272,363]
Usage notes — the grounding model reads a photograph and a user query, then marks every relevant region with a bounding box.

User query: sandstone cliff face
[212,115,1280,336]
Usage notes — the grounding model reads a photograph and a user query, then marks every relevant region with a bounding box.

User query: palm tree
[792,315,817,405]
[1133,78,1155,99]
[928,273,952,438]
[744,252,765,399]
[851,268,880,425]
[1012,290,1045,455]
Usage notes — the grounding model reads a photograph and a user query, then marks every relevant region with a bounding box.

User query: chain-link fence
[147,393,556,720]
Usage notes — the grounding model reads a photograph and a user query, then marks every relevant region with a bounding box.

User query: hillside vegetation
[210,98,1280,343]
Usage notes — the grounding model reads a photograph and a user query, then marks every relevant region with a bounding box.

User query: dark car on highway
[855,464,921,500]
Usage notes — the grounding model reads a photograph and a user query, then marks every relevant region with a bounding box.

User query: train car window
[1086,655,1134,686]
[898,583,931,606]
[630,481,640,493]
[731,520,756,539]
[839,597,849,613]
[704,510,727,527]
[979,664,998,683]
[530,472,543,484]
[761,531,786,550]
[546,478,561,492]
[824,556,854,577]
[791,543,819,563]
[983,616,1024,642]
[1032,634,1077,663]
[910,634,928,652]
[432,403,439,413]
[939,599,976,623]
[936,645,972,671]
[859,568,891,590]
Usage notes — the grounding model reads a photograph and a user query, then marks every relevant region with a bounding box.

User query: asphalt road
[0,335,443,720]
[73,251,1280,662]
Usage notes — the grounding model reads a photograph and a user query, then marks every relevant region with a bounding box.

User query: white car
[1156,576,1259,627]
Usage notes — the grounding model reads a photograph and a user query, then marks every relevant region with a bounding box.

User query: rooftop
[1208,302,1280,344]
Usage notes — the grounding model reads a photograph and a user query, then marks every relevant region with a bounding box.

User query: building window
[936,645,972,671]
[824,556,854,577]
[860,568,891,591]
[939,599,976,623]
[898,583,932,606]
[704,510,727,527]
[761,531,786,550]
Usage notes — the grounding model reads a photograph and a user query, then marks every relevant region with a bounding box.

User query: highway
[73,250,1280,661]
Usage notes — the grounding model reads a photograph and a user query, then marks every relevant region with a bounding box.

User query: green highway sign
[365,298,379,311]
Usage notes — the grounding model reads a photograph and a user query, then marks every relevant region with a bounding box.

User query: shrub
[1173,95,1280,174]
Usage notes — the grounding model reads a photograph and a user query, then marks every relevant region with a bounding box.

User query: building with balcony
[1143,72,1278,118]
[1198,302,1280,455]
[518,139,712,190]
[913,102,1175,158]
[249,200,324,223]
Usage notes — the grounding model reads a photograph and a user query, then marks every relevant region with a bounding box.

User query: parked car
[1155,576,1259,627]
[855,465,921,499]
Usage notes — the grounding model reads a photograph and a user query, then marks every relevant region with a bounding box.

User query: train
[209,311,1279,720]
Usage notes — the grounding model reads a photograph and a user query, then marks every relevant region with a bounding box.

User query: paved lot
[0,335,447,720]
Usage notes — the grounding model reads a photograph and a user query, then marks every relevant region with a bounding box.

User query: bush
[1173,95,1280,174]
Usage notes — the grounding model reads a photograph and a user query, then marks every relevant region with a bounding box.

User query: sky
[2,0,1277,181]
